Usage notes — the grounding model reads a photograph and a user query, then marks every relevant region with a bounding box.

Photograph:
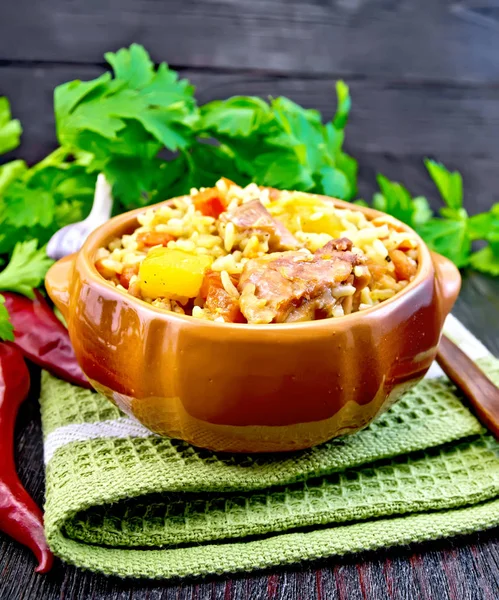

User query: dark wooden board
[0,272,498,600]
[2,64,499,214]
[2,0,499,82]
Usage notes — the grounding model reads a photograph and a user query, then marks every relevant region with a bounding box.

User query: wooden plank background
[2,0,499,213]
[1,1,499,598]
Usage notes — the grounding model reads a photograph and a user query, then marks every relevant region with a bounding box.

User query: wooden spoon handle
[436,334,499,438]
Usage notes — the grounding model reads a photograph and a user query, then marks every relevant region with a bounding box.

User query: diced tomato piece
[200,270,244,322]
[206,287,245,323]
[137,231,175,248]
[389,249,417,281]
[206,288,246,323]
[200,270,239,298]
[200,270,222,298]
[119,264,139,289]
[193,188,227,218]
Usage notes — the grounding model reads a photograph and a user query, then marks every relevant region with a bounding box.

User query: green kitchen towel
[41,315,499,579]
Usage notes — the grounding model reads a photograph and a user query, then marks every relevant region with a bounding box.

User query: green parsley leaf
[467,204,499,241]
[55,45,197,155]
[335,151,358,198]
[323,122,344,156]
[0,240,53,298]
[425,159,463,211]
[412,196,434,228]
[182,144,247,191]
[319,166,350,198]
[0,97,22,155]
[419,218,471,267]
[0,294,14,342]
[373,175,433,230]
[333,81,351,130]
[54,74,112,124]
[104,156,172,208]
[0,159,27,194]
[200,96,272,137]
[54,45,198,210]
[469,235,499,276]
[104,43,155,89]
[2,183,56,228]
[254,150,315,190]
[269,97,325,172]
[0,149,96,254]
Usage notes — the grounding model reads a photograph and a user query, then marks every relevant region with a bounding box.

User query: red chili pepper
[0,343,54,573]
[3,290,91,389]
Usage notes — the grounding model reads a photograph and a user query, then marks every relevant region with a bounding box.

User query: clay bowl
[45,194,461,453]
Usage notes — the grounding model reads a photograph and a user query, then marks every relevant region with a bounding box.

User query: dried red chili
[0,342,54,572]
[2,290,91,389]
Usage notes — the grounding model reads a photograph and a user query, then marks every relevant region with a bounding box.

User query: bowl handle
[431,251,461,318]
[45,254,76,322]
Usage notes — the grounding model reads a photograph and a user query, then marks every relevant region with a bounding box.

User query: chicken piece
[314,237,359,262]
[220,200,301,251]
[238,239,369,324]
[315,238,371,314]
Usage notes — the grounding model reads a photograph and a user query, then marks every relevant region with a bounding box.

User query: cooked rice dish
[95,178,420,324]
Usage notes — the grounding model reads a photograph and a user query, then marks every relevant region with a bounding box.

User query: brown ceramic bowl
[45,195,461,453]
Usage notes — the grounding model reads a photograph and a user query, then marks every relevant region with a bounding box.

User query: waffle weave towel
[40,315,499,579]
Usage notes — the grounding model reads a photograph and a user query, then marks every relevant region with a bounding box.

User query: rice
[220,270,240,298]
[95,179,420,324]
[224,222,236,252]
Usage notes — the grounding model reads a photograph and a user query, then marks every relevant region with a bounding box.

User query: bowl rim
[79,192,433,332]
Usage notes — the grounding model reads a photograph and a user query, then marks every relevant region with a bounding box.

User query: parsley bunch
[53,45,357,205]
[368,160,499,274]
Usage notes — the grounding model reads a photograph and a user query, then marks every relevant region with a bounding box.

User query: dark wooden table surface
[1,1,499,598]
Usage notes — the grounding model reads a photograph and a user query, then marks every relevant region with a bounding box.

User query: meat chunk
[238,239,370,324]
[314,237,358,262]
[220,200,301,251]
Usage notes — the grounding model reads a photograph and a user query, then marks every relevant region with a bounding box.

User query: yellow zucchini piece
[302,213,342,237]
[139,248,213,299]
